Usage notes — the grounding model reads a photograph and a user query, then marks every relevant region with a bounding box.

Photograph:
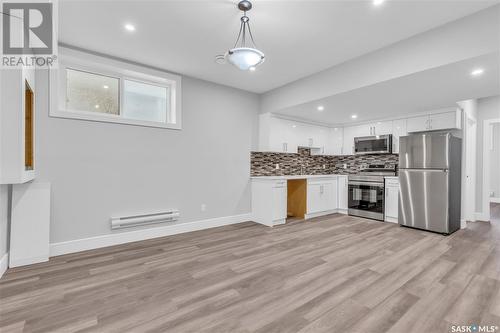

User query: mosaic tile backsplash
[251,149,399,176]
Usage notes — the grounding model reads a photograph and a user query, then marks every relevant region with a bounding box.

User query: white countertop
[251,174,347,180]
[251,174,399,181]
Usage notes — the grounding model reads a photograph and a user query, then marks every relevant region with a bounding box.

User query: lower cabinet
[252,176,347,227]
[306,177,338,218]
[337,175,348,212]
[384,178,399,223]
[272,185,287,222]
[252,179,287,226]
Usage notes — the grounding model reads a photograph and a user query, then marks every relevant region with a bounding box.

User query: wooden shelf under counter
[287,179,307,220]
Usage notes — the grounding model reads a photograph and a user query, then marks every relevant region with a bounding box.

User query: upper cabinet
[258,113,338,155]
[326,127,343,155]
[354,120,393,137]
[406,108,462,133]
[392,119,407,154]
[258,107,462,156]
[0,67,36,184]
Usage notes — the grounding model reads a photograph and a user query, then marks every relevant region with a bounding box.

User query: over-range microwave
[354,134,393,155]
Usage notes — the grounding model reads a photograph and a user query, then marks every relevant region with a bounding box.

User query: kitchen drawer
[385,178,399,186]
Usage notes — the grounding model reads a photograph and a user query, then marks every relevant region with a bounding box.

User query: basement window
[51,50,182,129]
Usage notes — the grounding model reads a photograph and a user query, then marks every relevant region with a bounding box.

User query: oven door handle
[348,181,384,187]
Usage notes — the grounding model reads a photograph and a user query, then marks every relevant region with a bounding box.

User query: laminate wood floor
[1,206,500,333]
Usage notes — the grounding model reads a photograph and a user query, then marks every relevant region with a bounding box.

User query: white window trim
[50,47,182,130]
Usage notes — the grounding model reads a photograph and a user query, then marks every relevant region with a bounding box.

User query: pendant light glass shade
[226,47,265,71]
[216,1,264,71]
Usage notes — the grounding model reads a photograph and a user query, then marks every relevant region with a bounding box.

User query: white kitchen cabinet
[272,185,287,222]
[392,119,407,154]
[357,121,393,136]
[384,178,399,223]
[406,115,430,133]
[342,126,356,155]
[306,177,338,218]
[429,111,462,131]
[325,127,343,155]
[259,113,333,154]
[407,108,462,133]
[372,121,393,136]
[0,67,36,184]
[337,175,348,213]
[252,179,287,226]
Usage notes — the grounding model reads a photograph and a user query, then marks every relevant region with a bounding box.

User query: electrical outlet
[323,164,326,169]
[275,164,280,170]
[201,204,207,212]
[343,164,347,169]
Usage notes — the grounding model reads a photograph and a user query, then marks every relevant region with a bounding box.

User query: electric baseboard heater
[111,210,180,230]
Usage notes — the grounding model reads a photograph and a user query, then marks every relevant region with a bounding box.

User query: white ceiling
[276,53,500,125]
[59,0,498,93]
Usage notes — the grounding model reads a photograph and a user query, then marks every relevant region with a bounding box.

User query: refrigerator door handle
[400,168,448,172]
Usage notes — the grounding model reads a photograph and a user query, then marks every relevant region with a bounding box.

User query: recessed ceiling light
[351,115,358,119]
[124,23,136,32]
[95,104,100,109]
[317,105,325,111]
[470,68,484,77]
[249,66,256,72]
[373,0,385,6]
[103,85,109,89]
[292,124,297,128]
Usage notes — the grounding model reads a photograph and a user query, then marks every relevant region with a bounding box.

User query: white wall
[489,123,500,200]
[36,61,260,244]
[0,185,8,260]
[0,68,10,263]
[476,95,500,213]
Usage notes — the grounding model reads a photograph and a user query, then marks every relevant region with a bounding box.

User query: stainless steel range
[348,164,396,221]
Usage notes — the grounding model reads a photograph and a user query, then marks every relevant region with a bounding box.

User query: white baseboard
[9,255,49,268]
[385,217,398,223]
[475,212,490,222]
[305,209,338,220]
[0,253,9,279]
[460,219,467,229]
[50,213,252,257]
[490,197,500,204]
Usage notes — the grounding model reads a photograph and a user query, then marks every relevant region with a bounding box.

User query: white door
[373,121,393,135]
[307,183,323,214]
[328,127,343,155]
[338,176,348,210]
[392,119,407,153]
[429,111,459,131]
[342,126,356,155]
[324,179,338,211]
[464,115,477,222]
[407,115,430,133]
[272,185,287,221]
[385,185,399,220]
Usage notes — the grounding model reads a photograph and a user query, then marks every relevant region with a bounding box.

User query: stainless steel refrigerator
[398,133,462,234]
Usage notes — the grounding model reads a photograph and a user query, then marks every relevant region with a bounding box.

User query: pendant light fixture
[221,0,265,71]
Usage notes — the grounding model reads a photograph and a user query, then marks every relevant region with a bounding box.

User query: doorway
[482,119,500,221]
